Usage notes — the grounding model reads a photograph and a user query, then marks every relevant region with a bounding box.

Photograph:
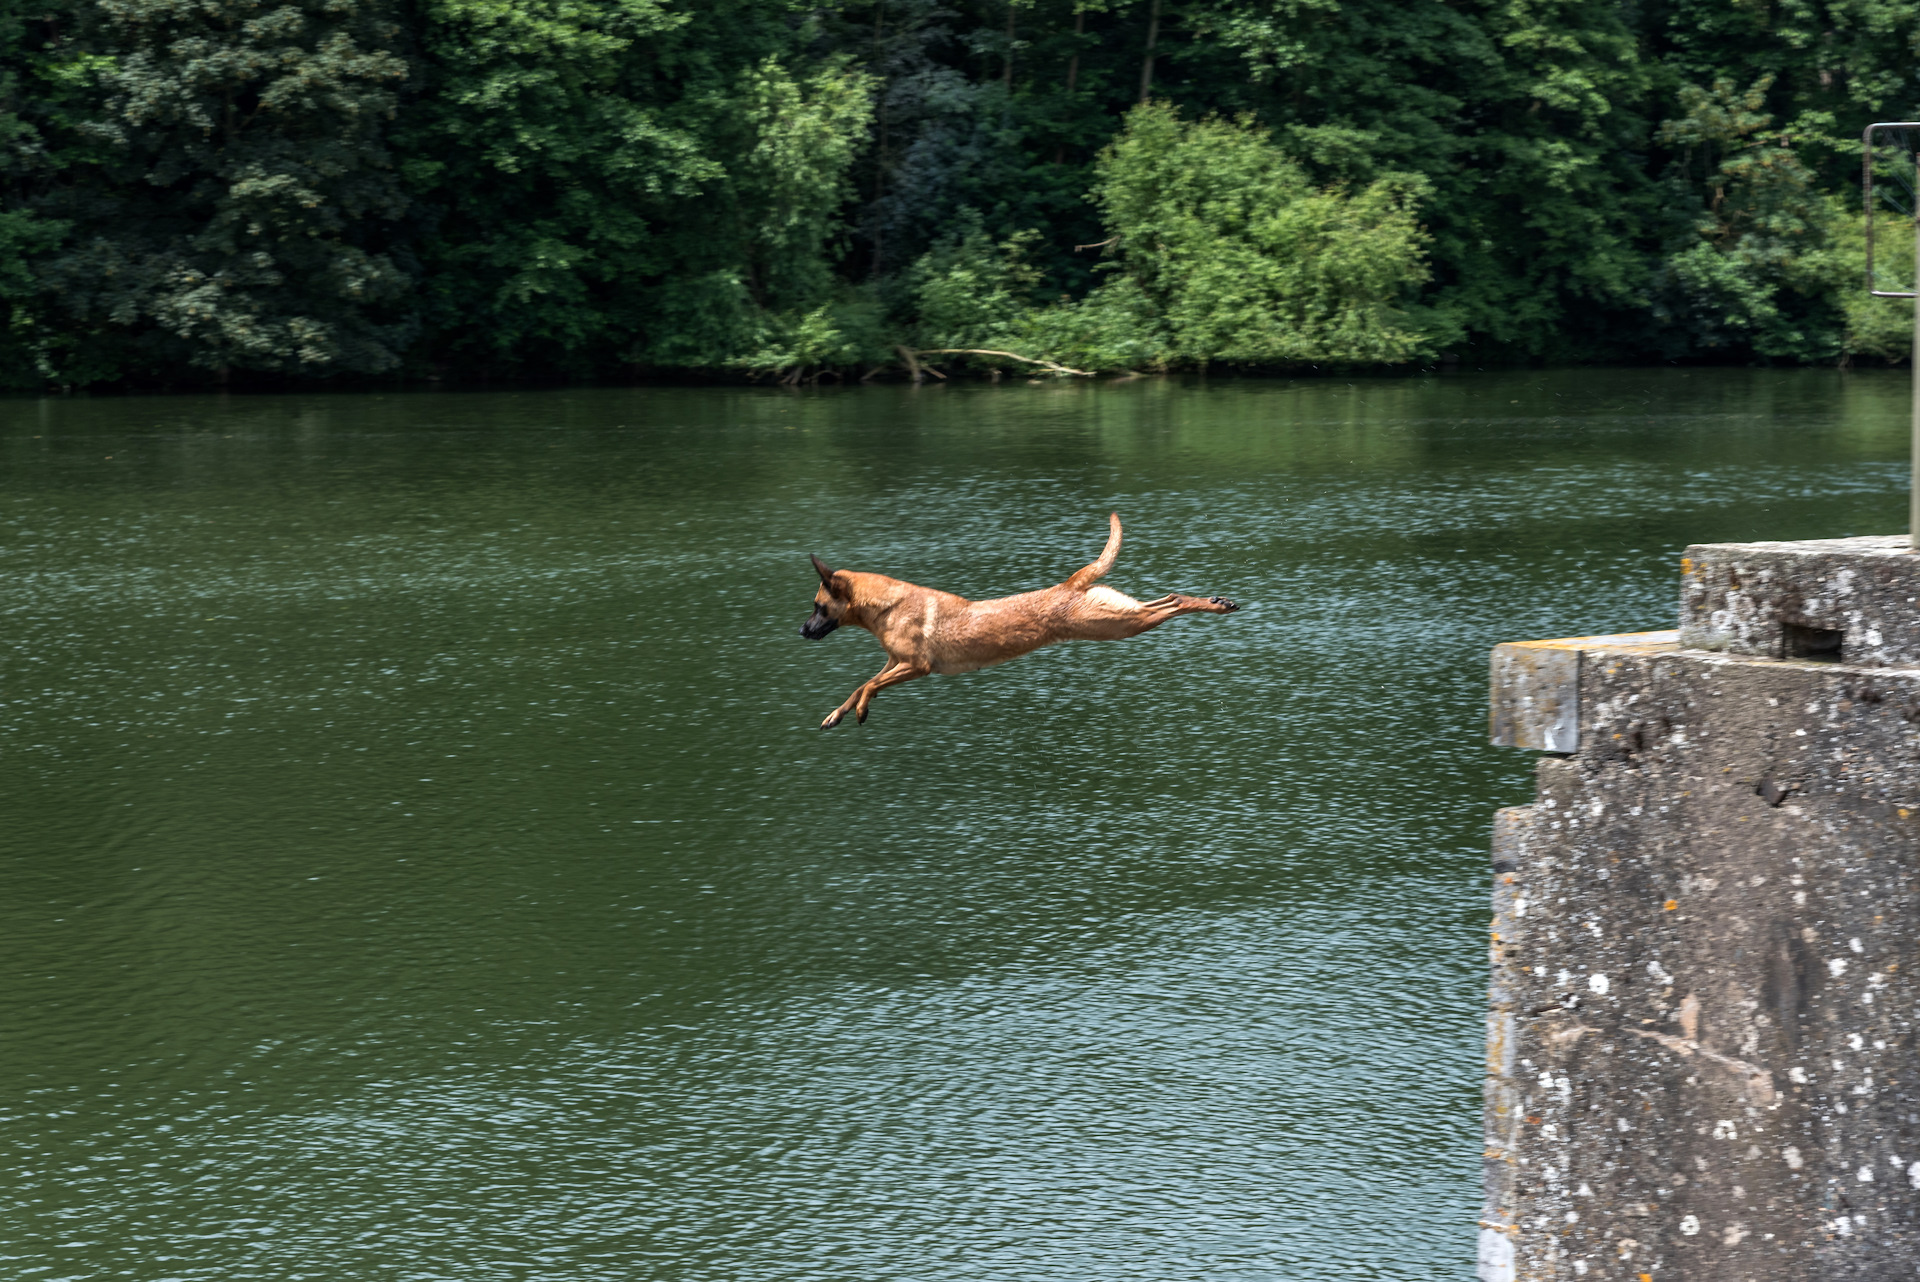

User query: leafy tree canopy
[3,0,1919,386]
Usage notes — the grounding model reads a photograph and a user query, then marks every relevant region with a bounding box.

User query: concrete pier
[1481,538,1920,1281]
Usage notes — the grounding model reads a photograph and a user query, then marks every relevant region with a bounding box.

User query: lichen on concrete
[1680,536,1920,668]
[1486,547,1920,1281]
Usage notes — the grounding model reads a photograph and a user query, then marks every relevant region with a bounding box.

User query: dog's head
[800,554,847,639]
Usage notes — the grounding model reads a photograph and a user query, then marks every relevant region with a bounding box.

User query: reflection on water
[0,370,1906,1279]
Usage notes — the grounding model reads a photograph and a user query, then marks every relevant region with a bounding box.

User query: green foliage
[38,0,414,378]
[731,294,890,379]
[402,0,872,375]
[1836,207,1916,362]
[0,0,73,385]
[902,214,1043,349]
[1190,0,1651,355]
[630,56,875,368]
[1088,103,1432,366]
[898,108,1432,373]
[0,209,69,388]
[6,0,1920,385]
[1648,77,1850,361]
[732,58,876,309]
[400,0,706,370]
[894,107,1428,372]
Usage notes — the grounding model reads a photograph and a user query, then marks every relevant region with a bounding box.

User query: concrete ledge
[1679,535,1920,667]
[1484,643,1920,1280]
[1491,632,1680,752]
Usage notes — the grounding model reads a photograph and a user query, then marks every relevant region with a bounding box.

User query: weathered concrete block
[1493,633,1680,752]
[1483,632,1920,1281]
[1679,535,1920,667]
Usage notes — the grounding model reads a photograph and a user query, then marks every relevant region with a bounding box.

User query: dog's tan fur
[801,512,1237,728]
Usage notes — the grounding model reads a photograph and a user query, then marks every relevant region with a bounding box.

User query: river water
[0,370,1908,1280]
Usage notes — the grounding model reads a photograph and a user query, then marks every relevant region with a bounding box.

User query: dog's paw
[821,709,844,729]
[1209,596,1240,613]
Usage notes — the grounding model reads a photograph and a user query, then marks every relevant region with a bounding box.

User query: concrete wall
[1482,540,1920,1281]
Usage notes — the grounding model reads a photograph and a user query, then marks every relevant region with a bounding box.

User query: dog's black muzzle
[800,613,839,640]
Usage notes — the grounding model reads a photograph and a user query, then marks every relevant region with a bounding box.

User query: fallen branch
[895,344,945,383]
[909,348,1093,377]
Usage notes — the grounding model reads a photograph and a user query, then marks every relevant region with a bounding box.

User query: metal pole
[1863,125,1920,547]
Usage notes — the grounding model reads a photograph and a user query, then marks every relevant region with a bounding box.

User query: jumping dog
[800,512,1238,728]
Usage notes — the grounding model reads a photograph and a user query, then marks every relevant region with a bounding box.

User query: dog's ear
[810,554,839,590]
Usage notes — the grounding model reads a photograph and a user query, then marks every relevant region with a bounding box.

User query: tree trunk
[1066,8,1083,93]
[1138,0,1160,103]
[1003,1,1015,87]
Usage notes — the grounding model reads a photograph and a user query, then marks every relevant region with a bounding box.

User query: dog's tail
[1065,512,1122,590]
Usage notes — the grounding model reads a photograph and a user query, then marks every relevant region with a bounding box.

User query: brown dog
[800,512,1238,728]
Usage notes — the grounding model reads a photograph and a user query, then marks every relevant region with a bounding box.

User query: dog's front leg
[821,687,864,730]
[821,661,900,729]
[821,660,926,729]
[852,661,928,724]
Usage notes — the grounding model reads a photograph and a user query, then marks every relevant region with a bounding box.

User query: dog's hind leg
[821,660,929,729]
[1143,592,1237,618]
[1131,593,1238,630]
[1066,586,1239,640]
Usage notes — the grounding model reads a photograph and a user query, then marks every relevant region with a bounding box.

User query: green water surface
[0,370,1909,1280]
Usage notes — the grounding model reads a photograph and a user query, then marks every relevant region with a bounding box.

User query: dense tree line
[2,0,1919,387]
